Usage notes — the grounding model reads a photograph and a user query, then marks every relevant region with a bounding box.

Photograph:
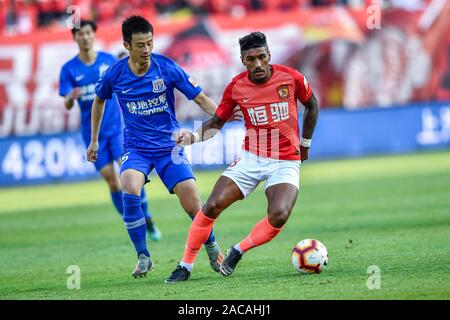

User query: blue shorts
[120,146,195,194]
[83,133,123,171]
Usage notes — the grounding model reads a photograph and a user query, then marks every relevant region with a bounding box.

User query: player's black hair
[71,20,97,36]
[239,31,268,53]
[122,15,154,44]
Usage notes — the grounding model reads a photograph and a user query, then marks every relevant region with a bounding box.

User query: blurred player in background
[87,15,224,278]
[166,31,319,283]
[59,20,162,241]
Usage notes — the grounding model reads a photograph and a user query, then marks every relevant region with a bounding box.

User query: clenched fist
[87,140,99,162]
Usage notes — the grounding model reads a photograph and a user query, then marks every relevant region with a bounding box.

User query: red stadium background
[1,3,450,138]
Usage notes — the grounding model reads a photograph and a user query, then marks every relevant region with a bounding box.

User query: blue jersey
[95,53,202,152]
[59,51,123,143]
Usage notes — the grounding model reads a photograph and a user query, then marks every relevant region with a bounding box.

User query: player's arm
[193,91,217,116]
[59,65,80,111]
[300,93,319,161]
[175,114,225,146]
[64,88,81,111]
[86,96,106,162]
[175,81,237,145]
[88,62,115,161]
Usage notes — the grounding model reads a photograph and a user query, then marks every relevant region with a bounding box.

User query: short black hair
[239,32,268,53]
[122,15,153,44]
[71,20,97,36]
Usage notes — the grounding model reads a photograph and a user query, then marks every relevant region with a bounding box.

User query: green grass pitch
[0,150,449,300]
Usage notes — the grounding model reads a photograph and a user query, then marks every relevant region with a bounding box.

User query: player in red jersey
[165,32,319,283]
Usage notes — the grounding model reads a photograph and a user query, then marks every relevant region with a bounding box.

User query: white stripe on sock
[124,217,146,230]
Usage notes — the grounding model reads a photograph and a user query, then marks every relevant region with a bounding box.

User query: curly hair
[239,32,268,53]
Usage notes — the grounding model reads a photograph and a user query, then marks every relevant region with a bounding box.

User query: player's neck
[78,49,97,65]
[128,58,151,76]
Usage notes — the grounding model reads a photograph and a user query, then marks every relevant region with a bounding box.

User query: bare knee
[100,165,121,192]
[120,180,139,195]
[173,180,202,216]
[268,206,292,228]
[120,171,144,195]
[182,194,202,216]
[203,198,226,219]
[105,175,121,192]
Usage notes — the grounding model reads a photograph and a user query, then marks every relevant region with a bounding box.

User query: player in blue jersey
[87,15,224,279]
[59,20,161,241]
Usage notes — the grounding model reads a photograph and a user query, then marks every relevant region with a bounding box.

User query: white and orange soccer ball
[291,239,328,274]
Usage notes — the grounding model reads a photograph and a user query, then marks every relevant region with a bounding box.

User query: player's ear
[123,41,131,51]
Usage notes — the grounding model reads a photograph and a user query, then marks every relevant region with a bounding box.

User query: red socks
[181,211,283,267]
[182,209,215,264]
[238,216,283,252]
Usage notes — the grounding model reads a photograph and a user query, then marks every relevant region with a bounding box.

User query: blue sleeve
[95,63,114,100]
[59,65,74,97]
[168,60,202,100]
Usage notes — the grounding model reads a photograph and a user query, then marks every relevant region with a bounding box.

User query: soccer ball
[291,239,328,274]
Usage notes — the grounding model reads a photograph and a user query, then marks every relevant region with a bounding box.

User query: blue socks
[123,193,149,257]
[111,188,151,220]
[189,214,216,245]
[110,191,124,216]
[140,188,151,220]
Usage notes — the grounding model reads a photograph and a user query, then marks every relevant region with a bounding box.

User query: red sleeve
[278,65,313,104]
[293,70,313,104]
[215,80,238,121]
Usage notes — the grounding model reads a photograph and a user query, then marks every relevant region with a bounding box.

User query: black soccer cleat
[219,247,243,276]
[165,265,191,283]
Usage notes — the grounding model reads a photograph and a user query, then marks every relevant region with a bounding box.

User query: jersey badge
[277,84,289,99]
[152,78,167,93]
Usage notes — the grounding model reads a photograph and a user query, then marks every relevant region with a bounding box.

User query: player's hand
[87,141,99,162]
[227,107,243,122]
[300,146,309,162]
[173,129,197,146]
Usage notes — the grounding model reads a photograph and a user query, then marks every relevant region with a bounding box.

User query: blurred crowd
[0,0,430,36]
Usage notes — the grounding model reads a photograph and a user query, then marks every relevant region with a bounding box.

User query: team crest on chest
[277,84,289,99]
[152,78,167,93]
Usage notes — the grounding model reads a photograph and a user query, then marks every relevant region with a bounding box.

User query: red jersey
[216,64,313,160]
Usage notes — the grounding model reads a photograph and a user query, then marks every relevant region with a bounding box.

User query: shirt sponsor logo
[79,83,96,102]
[75,75,85,81]
[247,102,290,126]
[125,93,168,116]
[152,78,167,93]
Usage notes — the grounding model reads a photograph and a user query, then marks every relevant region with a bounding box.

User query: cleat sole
[132,267,153,278]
